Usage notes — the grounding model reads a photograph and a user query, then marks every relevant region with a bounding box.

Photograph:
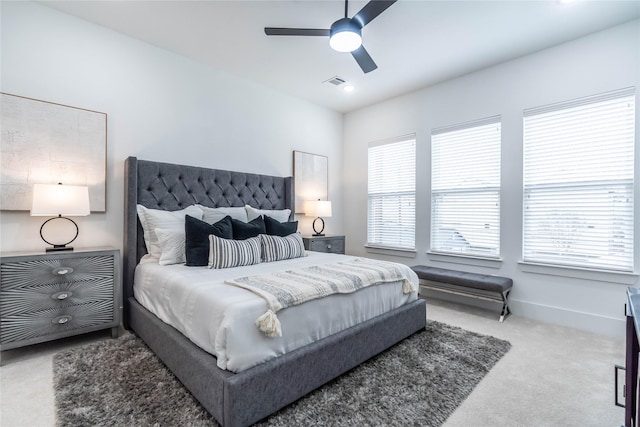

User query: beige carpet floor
[0,297,625,427]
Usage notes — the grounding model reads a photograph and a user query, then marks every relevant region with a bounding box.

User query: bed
[123,157,427,427]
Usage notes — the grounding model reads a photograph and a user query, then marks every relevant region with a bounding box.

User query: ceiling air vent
[323,76,346,86]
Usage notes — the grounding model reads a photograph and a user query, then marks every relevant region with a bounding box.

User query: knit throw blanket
[225,258,417,337]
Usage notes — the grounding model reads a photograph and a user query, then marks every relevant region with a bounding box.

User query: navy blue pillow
[232,216,266,240]
[185,215,233,266]
[264,215,298,237]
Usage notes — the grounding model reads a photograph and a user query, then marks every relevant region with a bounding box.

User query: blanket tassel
[256,309,283,338]
[403,280,417,294]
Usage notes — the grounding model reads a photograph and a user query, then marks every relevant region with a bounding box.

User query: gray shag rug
[53,321,510,426]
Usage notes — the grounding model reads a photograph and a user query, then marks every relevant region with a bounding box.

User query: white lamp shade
[31,184,90,216]
[305,200,332,218]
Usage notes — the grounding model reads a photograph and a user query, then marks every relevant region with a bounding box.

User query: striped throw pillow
[208,235,261,269]
[260,233,307,263]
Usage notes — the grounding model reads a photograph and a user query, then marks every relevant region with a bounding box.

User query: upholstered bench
[411,265,512,322]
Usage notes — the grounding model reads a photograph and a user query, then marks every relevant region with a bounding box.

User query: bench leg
[499,289,512,322]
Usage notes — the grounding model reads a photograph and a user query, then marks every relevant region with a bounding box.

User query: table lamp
[305,199,332,236]
[31,183,90,252]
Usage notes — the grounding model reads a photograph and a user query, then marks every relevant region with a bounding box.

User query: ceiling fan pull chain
[344,0,349,18]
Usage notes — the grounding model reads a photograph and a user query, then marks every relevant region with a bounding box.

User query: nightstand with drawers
[0,247,120,364]
[302,235,345,254]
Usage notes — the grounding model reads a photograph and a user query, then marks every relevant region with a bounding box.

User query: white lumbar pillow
[197,205,248,224]
[245,205,291,222]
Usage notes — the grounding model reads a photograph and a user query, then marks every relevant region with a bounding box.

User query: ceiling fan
[264,0,397,73]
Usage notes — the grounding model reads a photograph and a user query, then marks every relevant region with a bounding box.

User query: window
[431,117,501,257]
[523,88,635,272]
[367,136,416,250]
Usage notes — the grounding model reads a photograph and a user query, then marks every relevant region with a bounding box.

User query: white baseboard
[421,288,625,339]
[509,299,625,339]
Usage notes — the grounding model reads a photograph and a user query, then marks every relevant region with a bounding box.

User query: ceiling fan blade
[352,0,397,28]
[351,45,377,73]
[264,28,330,37]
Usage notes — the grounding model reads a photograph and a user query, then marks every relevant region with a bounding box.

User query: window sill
[426,251,503,269]
[518,261,639,284]
[365,245,417,259]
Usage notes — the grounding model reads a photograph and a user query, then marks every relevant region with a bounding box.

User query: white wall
[2,2,637,338]
[0,2,343,253]
[343,20,640,338]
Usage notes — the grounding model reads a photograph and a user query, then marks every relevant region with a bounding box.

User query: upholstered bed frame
[123,157,427,427]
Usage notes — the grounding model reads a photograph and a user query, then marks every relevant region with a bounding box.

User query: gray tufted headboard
[123,156,293,328]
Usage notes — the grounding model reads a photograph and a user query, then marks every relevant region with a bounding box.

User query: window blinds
[367,137,416,250]
[431,118,501,257]
[523,88,635,271]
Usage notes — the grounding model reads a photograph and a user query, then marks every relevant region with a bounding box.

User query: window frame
[366,135,417,251]
[522,87,635,273]
[430,116,502,259]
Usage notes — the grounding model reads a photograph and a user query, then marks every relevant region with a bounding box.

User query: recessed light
[344,85,355,92]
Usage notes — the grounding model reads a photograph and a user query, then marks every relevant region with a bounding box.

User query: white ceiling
[40,0,640,113]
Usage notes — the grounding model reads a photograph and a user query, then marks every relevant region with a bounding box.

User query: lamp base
[40,216,79,253]
[46,245,74,252]
[312,233,325,237]
[312,217,326,237]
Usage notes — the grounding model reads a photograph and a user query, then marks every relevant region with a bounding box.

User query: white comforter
[134,252,418,372]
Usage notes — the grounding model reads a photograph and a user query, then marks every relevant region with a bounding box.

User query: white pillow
[260,233,307,263]
[136,204,202,259]
[197,205,248,223]
[245,205,291,222]
[208,235,261,269]
[155,228,186,265]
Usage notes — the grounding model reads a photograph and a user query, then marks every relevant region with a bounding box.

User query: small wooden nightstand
[0,247,120,364]
[302,235,345,254]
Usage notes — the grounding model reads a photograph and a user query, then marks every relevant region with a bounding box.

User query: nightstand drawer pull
[52,315,73,324]
[327,244,332,249]
[52,267,74,275]
[51,291,73,300]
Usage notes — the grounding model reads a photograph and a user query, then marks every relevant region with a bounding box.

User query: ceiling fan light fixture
[329,18,362,52]
[265,0,398,72]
